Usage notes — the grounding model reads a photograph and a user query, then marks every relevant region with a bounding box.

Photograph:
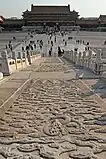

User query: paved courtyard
[0,32,28,50]
[1,31,106,49]
[0,57,105,159]
[71,31,106,47]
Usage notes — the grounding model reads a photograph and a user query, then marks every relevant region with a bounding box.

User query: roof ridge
[31,5,70,13]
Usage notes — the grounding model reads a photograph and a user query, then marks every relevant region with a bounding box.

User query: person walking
[49,49,51,57]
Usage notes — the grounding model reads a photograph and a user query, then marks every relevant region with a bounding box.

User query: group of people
[48,33,64,57]
[49,46,64,57]
[6,41,13,51]
[58,46,64,57]
[76,40,85,44]
[48,34,55,56]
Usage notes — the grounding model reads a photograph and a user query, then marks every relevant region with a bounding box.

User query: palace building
[22,4,79,31]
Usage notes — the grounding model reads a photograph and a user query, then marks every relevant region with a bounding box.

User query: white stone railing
[64,48,106,78]
[0,50,41,76]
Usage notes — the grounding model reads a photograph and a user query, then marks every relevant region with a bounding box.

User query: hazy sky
[0,0,105,18]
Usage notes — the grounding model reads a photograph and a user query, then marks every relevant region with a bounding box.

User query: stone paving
[71,31,106,47]
[0,57,105,159]
[0,32,28,51]
[44,57,62,63]
[36,57,67,73]
[35,63,68,72]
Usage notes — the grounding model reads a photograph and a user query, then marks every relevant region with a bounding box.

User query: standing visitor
[5,44,8,49]
[34,44,36,49]
[51,41,53,46]
[54,36,56,43]
[65,41,67,46]
[49,49,51,57]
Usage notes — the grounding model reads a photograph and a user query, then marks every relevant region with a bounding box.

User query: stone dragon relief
[0,79,105,159]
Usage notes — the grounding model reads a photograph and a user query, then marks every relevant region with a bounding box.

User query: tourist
[10,45,13,51]
[34,44,36,49]
[8,43,11,49]
[104,41,106,45]
[31,45,33,51]
[13,37,16,40]
[87,42,89,46]
[74,48,78,52]
[58,46,62,56]
[80,40,82,44]
[85,47,87,51]
[26,46,29,51]
[54,36,56,43]
[51,41,53,46]
[50,47,52,52]
[40,44,42,49]
[22,46,24,52]
[29,44,31,48]
[49,50,51,57]
[65,41,67,46]
[5,44,8,49]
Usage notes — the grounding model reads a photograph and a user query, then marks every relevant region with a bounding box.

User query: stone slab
[30,71,76,80]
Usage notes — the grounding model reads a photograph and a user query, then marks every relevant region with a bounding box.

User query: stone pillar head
[74,49,78,58]
[83,51,86,58]
[70,50,74,59]
[77,52,82,65]
[26,50,29,57]
[88,50,92,56]
[101,48,106,59]
[79,52,81,58]
[12,51,16,59]
[17,52,22,59]
[96,49,102,63]
[73,49,78,63]
[70,50,73,53]
[22,52,26,58]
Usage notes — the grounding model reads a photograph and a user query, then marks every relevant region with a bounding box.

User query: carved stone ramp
[0,57,105,159]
